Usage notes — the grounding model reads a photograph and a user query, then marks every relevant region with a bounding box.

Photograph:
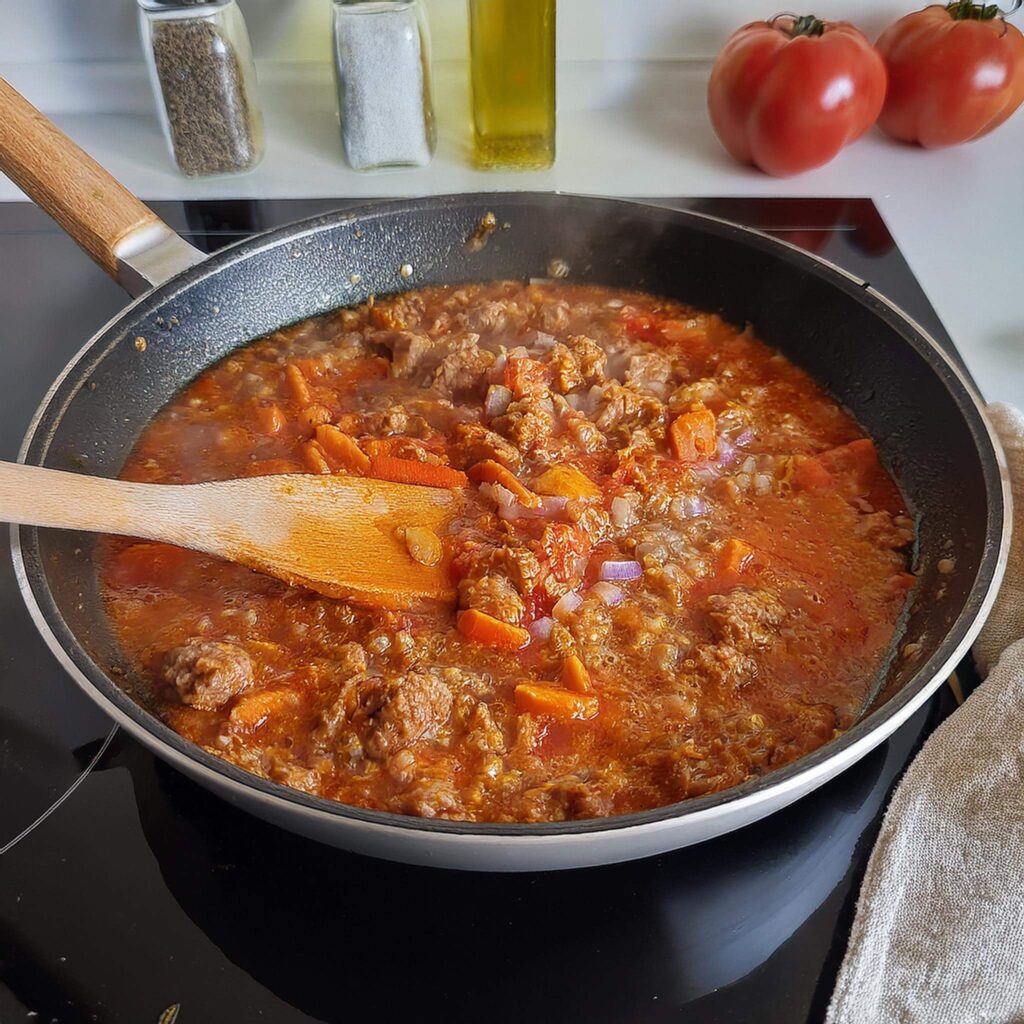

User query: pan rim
[10,192,1012,841]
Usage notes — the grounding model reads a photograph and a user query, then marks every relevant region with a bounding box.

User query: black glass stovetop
[0,197,976,1024]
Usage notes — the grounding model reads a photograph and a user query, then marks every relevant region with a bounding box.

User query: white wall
[0,0,910,65]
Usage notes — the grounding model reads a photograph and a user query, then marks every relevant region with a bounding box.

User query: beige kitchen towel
[827,402,1024,1024]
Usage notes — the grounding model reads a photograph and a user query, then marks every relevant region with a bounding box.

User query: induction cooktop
[0,197,976,1024]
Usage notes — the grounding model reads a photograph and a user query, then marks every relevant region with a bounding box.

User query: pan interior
[17,194,1003,835]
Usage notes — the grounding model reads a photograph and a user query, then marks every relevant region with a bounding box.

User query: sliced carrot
[314,424,371,473]
[719,538,754,575]
[561,654,592,693]
[514,683,599,721]
[793,455,833,492]
[457,609,530,650]
[468,459,541,508]
[256,403,285,435]
[284,363,311,406]
[670,406,717,463]
[302,440,331,475]
[368,455,468,489]
[504,356,552,398]
[533,464,602,501]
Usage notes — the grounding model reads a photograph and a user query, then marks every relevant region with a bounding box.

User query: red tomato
[875,3,1024,148]
[708,14,887,176]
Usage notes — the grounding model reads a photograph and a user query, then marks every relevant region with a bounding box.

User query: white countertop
[1,59,1021,408]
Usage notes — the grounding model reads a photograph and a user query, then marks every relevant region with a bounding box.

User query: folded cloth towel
[827,403,1024,1024]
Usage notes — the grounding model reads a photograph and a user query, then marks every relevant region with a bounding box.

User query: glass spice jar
[138,0,265,178]
[332,1,436,171]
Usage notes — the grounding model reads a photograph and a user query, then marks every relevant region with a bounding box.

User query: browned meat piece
[565,414,605,453]
[457,298,531,334]
[368,291,426,331]
[687,643,759,690]
[432,334,495,398]
[548,343,584,393]
[399,778,463,818]
[854,510,914,550]
[352,670,454,761]
[538,298,571,332]
[458,573,526,625]
[705,589,787,650]
[521,774,617,821]
[163,640,253,711]
[464,701,506,754]
[566,335,607,383]
[333,642,367,679]
[571,504,612,546]
[496,544,544,593]
[492,397,555,452]
[374,330,435,378]
[625,351,674,394]
[450,422,523,471]
[595,383,665,437]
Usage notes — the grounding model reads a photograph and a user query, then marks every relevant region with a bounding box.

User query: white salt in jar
[332,0,437,170]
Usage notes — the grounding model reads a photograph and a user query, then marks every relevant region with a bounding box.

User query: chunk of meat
[595,383,665,438]
[163,640,253,711]
[375,330,435,378]
[458,573,526,625]
[547,343,585,393]
[687,643,759,690]
[625,351,674,395]
[706,589,787,650]
[352,671,454,761]
[432,333,495,398]
[450,422,524,471]
[566,335,607,384]
[492,396,555,452]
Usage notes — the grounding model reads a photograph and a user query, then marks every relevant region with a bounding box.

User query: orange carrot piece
[302,440,331,475]
[793,455,833,492]
[533,464,602,501]
[368,455,468,489]
[670,406,717,463]
[257,403,285,435]
[457,609,530,650]
[314,424,371,473]
[514,683,599,721]
[284,363,312,406]
[561,654,592,693]
[468,459,542,508]
[719,538,754,575]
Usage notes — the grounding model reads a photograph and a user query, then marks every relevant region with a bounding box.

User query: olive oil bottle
[469,0,556,170]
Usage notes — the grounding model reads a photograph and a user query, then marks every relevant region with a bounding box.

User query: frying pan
[0,80,1010,871]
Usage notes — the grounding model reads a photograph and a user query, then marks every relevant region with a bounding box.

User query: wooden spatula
[0,461,463,606]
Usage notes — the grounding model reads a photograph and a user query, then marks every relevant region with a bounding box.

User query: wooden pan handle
[0,77,164,278]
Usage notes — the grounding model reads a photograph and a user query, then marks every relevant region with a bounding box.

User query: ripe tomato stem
[771,13,826,37]
[945,0,1020,20]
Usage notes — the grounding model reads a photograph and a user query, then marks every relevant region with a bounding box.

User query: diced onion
[717,437,739,466]
[480,481,517,509]
[599,559,643,582]
[529,616,555,641]
[670,495,707,520]
[590,582,625,606]
[610,495,634,528]
[484,384,513,419]
[498,493,568,521]
[552,590,583,621]
[531,331,556,350]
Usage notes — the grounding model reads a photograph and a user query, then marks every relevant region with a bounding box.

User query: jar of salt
[332,1,436,170]
[138,0,265,178]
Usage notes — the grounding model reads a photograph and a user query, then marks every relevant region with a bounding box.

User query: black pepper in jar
[139,0,265,178]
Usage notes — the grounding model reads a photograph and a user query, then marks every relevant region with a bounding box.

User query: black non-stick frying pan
[0,80,1010,870]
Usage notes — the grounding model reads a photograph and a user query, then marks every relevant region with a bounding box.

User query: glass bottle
[332,1,436,171]
[469,0,556,170]
[137,0,265,178]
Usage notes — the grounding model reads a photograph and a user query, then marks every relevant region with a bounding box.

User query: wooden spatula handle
[0,77,164,278]
[0,461,191,542]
